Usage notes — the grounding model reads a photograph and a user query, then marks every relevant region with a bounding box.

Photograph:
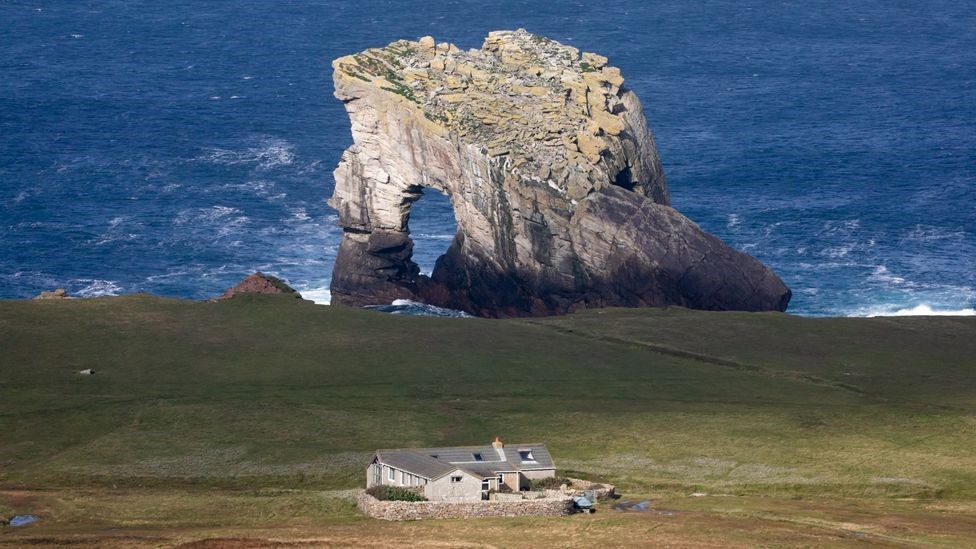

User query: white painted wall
[427,469,483,502]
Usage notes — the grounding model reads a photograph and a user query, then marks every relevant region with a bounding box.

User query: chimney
[492,436,504,449]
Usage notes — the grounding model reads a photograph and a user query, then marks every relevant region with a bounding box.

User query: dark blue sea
[2,1,974,316]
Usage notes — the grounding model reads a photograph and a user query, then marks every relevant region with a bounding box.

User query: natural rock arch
[328,30,790,317]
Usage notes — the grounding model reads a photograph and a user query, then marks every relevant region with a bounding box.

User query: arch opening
[405,186,457,277]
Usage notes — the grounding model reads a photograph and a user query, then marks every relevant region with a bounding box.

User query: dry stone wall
[357,491,574,521]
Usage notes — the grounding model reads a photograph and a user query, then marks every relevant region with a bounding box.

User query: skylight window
[473,452,483,461]
[518,450,535,462]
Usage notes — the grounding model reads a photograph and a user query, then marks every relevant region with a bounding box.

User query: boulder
[34,288,68,300]
[327,29,791,317]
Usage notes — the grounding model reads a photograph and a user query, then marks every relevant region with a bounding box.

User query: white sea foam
[200,137,295,170]
[370,299,472,317]
[298,287,331,304]
[92,233,138,246]
[865,304,976,317]
[905,224,965,242]
[822,219,860,234]
[220,180,275,196]
[75,279,123,297]
[727,213,740,228]
[414,233,455,241]
[819,245,853,258]
[868,265,906,285]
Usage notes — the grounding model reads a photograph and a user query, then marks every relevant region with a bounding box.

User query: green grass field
[1,295,975,546]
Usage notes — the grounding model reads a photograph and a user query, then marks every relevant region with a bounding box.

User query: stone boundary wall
[357,491,575,521]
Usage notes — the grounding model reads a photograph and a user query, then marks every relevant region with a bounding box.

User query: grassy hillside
[1,295,975,546]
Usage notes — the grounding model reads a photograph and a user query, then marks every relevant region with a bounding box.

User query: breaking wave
[863,304,976,317]
[297,286,331,305]
[365,299,473,318]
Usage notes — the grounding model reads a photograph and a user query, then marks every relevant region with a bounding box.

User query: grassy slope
[1,295,975,545]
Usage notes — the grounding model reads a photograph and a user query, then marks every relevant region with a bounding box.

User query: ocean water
[2,1,974,316]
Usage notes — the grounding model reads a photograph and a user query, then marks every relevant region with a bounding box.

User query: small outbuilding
[366,437,556,502]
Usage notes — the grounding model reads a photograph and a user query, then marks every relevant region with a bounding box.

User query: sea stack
[328,29,791,317]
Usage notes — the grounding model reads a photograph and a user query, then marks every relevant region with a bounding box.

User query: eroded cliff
[328,29,791,317]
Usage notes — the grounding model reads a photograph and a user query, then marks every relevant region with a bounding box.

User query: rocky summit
[328,29,791,317]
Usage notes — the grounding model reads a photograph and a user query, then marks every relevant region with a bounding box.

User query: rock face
[328,30,791,317]
[219,273,301,300]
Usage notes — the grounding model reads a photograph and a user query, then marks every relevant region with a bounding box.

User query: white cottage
[366,437,556,501]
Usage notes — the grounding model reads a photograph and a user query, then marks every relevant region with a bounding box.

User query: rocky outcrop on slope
[328,29,791,317]
[219,273,301,300]
[34,288,68,300]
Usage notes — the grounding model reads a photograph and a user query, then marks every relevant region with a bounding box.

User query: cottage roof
[374,441,554,480]
[375,449,457,480]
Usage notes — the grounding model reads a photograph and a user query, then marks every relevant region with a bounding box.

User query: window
[451,475,463,483]
[388,467,395,481]
[472,453,483,461]
[497,474,504,486]
[518,450,535,462]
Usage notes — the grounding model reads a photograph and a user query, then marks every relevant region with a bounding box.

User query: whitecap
[727,213,740,228]
[868,265,906,285]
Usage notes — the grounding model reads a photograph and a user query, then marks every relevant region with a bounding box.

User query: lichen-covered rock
[328,29,791,317]
[34,288,68,300]
[219,272,301,300]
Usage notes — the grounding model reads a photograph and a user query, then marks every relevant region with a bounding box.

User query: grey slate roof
[375,450,456,480]
[373,442,555,480]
